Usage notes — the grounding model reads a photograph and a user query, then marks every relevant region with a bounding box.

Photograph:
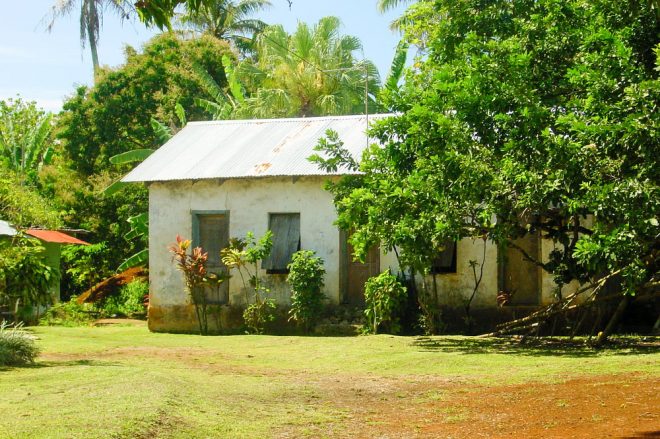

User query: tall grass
[0,320,40,366]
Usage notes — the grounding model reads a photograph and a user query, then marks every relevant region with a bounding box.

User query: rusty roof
[26,229,90,245]
[122,114,392,183]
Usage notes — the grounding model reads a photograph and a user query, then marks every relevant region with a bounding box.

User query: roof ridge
[186,113,394,126]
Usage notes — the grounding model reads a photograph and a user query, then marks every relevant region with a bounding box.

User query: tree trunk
[594,295,630,346]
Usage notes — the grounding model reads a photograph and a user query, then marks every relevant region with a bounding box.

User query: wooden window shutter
[198,214,229,270]
[263,213,300,272]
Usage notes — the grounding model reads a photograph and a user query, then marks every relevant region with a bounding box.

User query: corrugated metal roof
[26,229,90,245]
[0,220,17,236]
[122,114,392,183]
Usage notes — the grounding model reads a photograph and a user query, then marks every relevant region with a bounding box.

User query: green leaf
[117,249,149,272]
[109,149,155,165]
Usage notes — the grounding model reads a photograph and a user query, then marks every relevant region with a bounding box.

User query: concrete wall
[148,176,585,332]
[148,176,341,332]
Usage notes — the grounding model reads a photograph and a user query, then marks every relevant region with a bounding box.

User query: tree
[177,0,271,55]
[57,32,232,176]
[315,0,659,338]
[45,0,135,75]
[45,33,232,288]
[0,98,54,184]
[240,16,381,118]
[136,0,292,29]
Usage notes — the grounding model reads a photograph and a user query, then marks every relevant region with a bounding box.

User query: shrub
[243,300,276,334]
[0,321,39,366]
[101,280,148,318]
[363,271,407,334]
[221,232,274,334]
[287,250,326,333]
[39,297,96,326]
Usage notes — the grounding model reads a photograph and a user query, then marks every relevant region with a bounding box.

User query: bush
[363,271,407,335]
[0,321,39,366]
[243,300,276,334]
[287,250,326,333]
[101,280,148,318]
[39,297,97,326]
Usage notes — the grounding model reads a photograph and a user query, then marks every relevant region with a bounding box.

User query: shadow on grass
[0,359,124,371]
[412,336,660,357]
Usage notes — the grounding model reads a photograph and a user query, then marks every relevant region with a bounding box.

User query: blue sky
[0,1,406,112]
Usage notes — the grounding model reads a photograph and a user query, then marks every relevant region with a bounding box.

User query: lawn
[1,322,658,438]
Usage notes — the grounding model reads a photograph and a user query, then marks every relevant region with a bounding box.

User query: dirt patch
[93,318,147,327]
[301,374,660,439]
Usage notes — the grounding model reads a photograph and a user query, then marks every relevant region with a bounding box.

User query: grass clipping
[0,321,40,366]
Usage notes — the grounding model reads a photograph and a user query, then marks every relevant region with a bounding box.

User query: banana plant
[103,103,186,196]
[0,99,55,181]
[193,55,246,119]
[105,103,186,271]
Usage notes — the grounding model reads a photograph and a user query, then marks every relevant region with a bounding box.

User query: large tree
[238,16,380,118]
[317,0,659,336]
[46,33,232,282]
[57,32,232,176]
[176,0,271,55]
[45,0,135,75]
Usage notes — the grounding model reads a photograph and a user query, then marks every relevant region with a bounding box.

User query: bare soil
[309,374,660,439]
[40,327,659,439]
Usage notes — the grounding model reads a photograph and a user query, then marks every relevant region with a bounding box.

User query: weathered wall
[148,176,589,332]
[148,176,341,331]
[379,239,501,309]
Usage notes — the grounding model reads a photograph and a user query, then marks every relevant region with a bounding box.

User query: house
[123,114,582,333]
[0,220,89,303]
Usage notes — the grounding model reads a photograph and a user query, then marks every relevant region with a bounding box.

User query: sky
[0,1,407,113]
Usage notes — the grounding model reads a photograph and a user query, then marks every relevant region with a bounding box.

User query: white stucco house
[124,114,578,333]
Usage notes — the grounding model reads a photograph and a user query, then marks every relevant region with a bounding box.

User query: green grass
[0,324,657,438]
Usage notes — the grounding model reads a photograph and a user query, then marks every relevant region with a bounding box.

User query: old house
[124,114,580,333]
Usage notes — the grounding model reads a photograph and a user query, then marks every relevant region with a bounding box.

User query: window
[262,213,300,274]
[431,241,457,274]
[192,211,229,304]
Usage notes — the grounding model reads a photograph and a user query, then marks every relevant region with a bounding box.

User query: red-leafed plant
[169,235,213,335]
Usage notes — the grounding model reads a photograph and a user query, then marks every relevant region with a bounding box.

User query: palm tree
[241,16,381,118]
[45,0,134,75]
[377,0,417,31]
[177,0,271,55]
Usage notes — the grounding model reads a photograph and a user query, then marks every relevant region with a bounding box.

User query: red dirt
[314,374,660,439]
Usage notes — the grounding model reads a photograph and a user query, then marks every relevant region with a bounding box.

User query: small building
[123,114,581,333]
[0,220,89,303]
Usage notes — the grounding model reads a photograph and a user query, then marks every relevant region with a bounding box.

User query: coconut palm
[45,0,134,75]
[241,16,381,118]
[177,0,271,54]
[377,0,417,31]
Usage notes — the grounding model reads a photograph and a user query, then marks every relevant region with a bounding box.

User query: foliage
[363,271,407,334]
[238,16,381,118]
[221,231,275,333]
[177,0,271,55]
[0,321,39,366]
[287,250,326,333]
[116,213,149,272]
[101,280,148,317]
[0,171,62,230]
[60,242,110,299]
[0,98,54,183]
[0,237,57,323]
[169,235,216,335]
[39,297,97,326]
[56,32,231,177]
[318,0,660,305]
